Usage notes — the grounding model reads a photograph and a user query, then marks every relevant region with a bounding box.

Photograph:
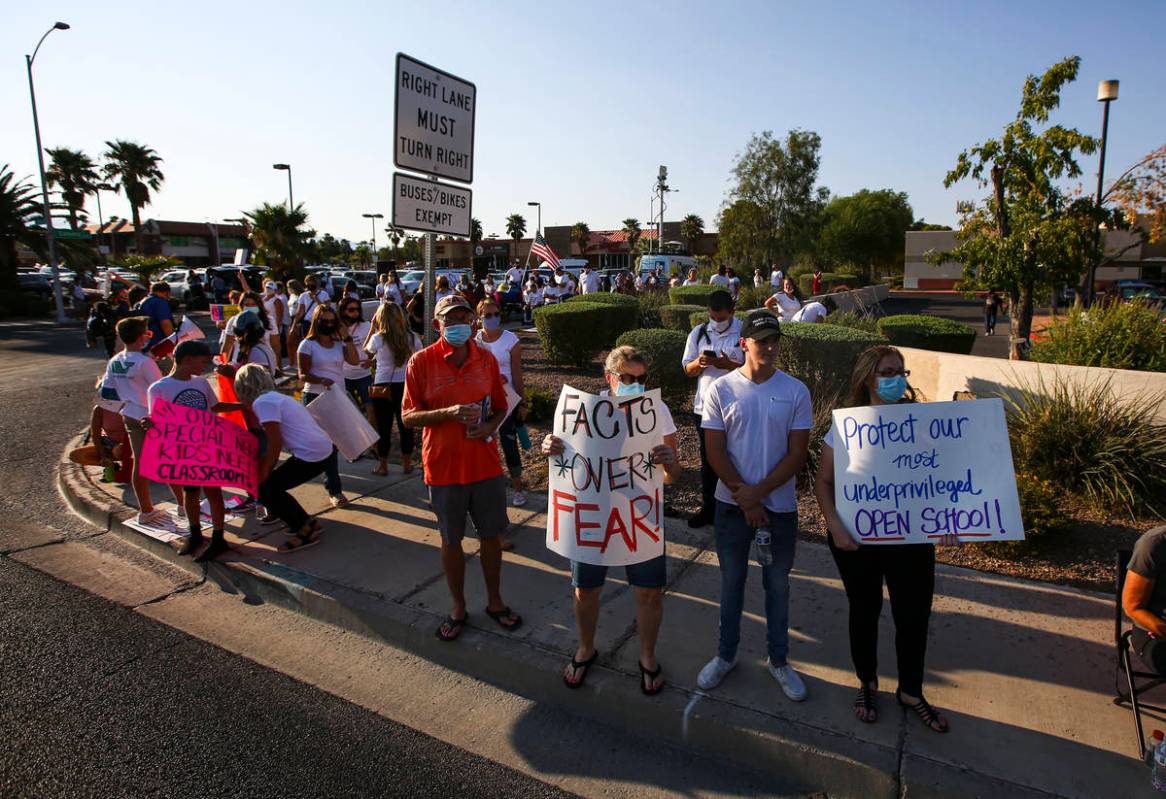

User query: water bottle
[1145,730,1164,767]
[754,528,773,566]
[1152,735,1166,791]
[516,423,532,450]
[101,462,116,483]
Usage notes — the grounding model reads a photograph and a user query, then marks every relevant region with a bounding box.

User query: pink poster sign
[141,398,258,496]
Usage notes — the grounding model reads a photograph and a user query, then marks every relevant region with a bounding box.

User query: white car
[400,269,464,296]
[158,270,203,306]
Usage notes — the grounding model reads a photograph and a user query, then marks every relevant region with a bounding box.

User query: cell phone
[703,349,716,358]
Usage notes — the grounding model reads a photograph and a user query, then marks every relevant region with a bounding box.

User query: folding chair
[1114,549,1166,756]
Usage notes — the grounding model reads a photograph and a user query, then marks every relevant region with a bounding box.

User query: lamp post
[526,201,541,234]
[92,182,115,262]
[1086,79,1119,306]
[362,213,384,265]
[26,21,70,323]
[272,163,293,208]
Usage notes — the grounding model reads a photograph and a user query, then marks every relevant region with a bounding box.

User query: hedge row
[876,314,976,354]
[659,304,707,331]
[563,292,639,308]
[533,301,640,366]
[614,328,688,394]
[797,272,859,297]
[778,322,889,377]
[668,284,722,307]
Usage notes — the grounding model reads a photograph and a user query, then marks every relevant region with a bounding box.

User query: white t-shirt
[240,341,278,373]
[580,271,602,294]
[342,321,373,381]
[382,283,403,305]
[475,329,520,385]
[599,390,676,436]
[253,391,333,462]
[542,285,561,303]
[524,287,544,307]
[792,301,828,323]
[682,278,701,286]
[709,274,731,288]
[298,338,346,393]
[770,292,803,322]
[770,269,784,287]
[147,375,218,413]
[754,274,767,287]
[681,317,745,414]
[435,289,455,303]
[105,350,162,421]
[263,294,285,329]
[365,330,420,384]
[296,290,331,324]
[701,368,812,513]
[506,267,524,286]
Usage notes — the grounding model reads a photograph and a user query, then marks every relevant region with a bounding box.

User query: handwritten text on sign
[141,398,258,496]
[831,399,1024,545]
[546,385,665,566]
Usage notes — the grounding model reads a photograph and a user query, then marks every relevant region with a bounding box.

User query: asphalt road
[0,319,575,799]
[881,292,1011,358]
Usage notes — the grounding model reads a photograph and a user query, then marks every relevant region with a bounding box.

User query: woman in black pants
[814,345,958,733]
[364,302,419,476]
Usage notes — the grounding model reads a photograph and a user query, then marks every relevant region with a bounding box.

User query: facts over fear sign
[140,398,258,496]
[546,385,665,567]
[831,398,1024,545]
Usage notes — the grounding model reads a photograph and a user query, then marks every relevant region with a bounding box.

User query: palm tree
[102,140,164,254]
[680,213,704,254]
[505,213,526,263]
[469,217,484,277]
[621,217,641,261]
[0,165,47,289]
[45,148,99,229]
[243,202,316,280]
[570,221,591,256]
[385,224,404,254]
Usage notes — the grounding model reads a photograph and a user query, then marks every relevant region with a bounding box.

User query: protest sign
[546,385,666,567]
[209,304,240,323]
[304,385,379,462]
[831,398,1024,545]
[141,398,258,496]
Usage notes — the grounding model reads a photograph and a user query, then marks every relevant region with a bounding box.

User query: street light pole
[1086,79,1119,306]
[26,21,70,323]
[93,183,114,263]
[272,163,293,208]
[362,213,384,265]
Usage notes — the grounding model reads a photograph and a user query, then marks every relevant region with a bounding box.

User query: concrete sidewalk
[58,441,1163,798]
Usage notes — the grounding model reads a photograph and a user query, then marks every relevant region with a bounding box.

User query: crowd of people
[82,259,962,734]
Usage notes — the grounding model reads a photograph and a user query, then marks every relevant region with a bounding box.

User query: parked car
[159,269,206,307]
[1107,281,1161,303]
[638,253,697,279]
[205,266,266,300]
[398,268,465,297]
[17,272,52,299]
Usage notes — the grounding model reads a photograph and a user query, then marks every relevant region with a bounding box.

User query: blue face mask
[482,316,501,331]
[876,375,908,403]
[442,323,472,347]
[614,381,645,397]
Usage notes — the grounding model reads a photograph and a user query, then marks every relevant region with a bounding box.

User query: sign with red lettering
[546,385,665,566]
[831,398,1024,545]
[140,398,258,496]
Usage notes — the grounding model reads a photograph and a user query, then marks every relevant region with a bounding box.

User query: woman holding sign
[541,345,680,695]
[814,345,956,733]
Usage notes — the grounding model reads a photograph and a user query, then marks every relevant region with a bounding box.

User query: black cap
[740,309,782,340]
[708,289,734,310]
[174,340,212,362]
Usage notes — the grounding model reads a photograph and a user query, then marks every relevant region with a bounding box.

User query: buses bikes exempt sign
[831,398,1025,545]
[546,385,666,567]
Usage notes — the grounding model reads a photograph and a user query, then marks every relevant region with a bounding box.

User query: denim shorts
[571,553,667,590]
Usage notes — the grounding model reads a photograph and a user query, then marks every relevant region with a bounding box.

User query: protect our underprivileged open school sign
[140,398,258,497]
[546,385,666,567]
[832,398,1024,545]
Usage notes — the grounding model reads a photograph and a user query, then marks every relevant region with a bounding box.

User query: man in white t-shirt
[681,289,744,528]
[709,266,731,288]
[505,261,524,288]
[791,300,828,323]
[697,309,812,703]
[580,265,602,294]
[770,265,784,288]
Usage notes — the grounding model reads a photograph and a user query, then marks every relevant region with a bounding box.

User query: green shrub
[0,290,51,319]
[533,303,612,366]
[1001,376,1166,516]
[659,304,706,331]
[828,310,880,333]
[614,328,689,395]
[975,472,1071,555]
[1029,301,1166,373]
[669,284,722,307]
[877,314,976,354]
[564,292,639,308]
[522,386,555,423]
[797,271,862,297]
[778,322,888,382]
[735,284,769,310]
[637,289,669,329]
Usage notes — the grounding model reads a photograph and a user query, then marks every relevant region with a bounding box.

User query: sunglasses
[612,372,648,385]
[875,369,910,378]
[482,312,500,319]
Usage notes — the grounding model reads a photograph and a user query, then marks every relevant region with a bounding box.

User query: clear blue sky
[3,0,1163,246]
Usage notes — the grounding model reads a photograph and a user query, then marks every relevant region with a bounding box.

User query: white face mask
[710,316,732,334]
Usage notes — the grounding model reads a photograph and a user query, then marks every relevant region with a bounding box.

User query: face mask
[710,316,732,334]
[482,316,501,331]
[318,321,337,334]
[442,323,472,346]
[241,306,258,314]
[614,381,645,397]
[876,375,908,403]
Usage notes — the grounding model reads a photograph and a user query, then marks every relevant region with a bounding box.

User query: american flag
[530,232,560,270]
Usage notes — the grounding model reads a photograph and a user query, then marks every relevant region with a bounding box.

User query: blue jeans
[714,501,797,666]
[345,374,372,411]
[300,391,343,496]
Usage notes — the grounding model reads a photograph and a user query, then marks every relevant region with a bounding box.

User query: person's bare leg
[480,536,505,610]
[441,539,467,620]
[635,587,664,691]
[564,586,601,685]
[176,487,204,555]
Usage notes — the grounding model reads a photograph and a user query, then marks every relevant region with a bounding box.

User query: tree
[723,129,830,264]
[469,217,484,277]
[570,221,591,256]
[45,147,99,229]
[505,213,527,262]
[910,219,952,231]
[385,224,404,253]
[715,199,770,268]
[0,166,47,289]
[818,190,914,281]
[352,244,372,267]
[622,217,641,254]
[1101,144,1166,256]
[935,56,1099,343]
[312,232,353,264]
[102,140,165,254]
[244,202,316,280]
[679,213,704,254]
[113,254,181,286]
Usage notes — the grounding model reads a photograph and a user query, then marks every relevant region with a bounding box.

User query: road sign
[392,172,472,237]
[52,229,91,240]
[394,53,476,184]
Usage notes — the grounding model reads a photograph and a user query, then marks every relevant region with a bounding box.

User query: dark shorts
[570,553,667,590]
[429,476,509,544]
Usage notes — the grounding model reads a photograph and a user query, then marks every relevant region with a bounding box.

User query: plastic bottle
[101,462,116,483]
[754,529,773,566]
[1152,735,1166,791]
[516,423,532,450]
[1145,730,1164,767]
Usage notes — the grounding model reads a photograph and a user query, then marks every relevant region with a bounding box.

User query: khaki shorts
[428,476,509,544]
[124,416,147,463]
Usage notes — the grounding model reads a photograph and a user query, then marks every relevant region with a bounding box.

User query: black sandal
[435,614,468,641]
[563,650,599,689]
[639,661,664,696]
[897,689,948,733]
[484,606,523,631]
[279,521,322,553]
[854,684,878,723]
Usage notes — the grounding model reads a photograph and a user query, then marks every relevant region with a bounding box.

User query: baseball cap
[434,294,472,318]
[708,289,734,310]
[740,309,782,340]
[174,340,212,362]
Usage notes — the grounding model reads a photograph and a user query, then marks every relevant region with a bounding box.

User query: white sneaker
[766,659,807,702]
[512,490,527,507]
[697,656,737,690]
[329,493,349,508]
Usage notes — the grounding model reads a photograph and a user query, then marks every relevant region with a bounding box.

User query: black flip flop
[563,650,599,689]
[639,661,664,696]
[435,614,468,642]
[484,606,523,632]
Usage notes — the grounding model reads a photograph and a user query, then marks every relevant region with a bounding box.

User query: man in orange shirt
[402,295,523,641]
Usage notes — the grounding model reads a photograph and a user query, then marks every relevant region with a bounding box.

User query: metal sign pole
[424,230,436,345]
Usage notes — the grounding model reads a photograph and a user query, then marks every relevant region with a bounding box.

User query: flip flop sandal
[854,684,878,723]
[435,614,468,642]
[484,606,523,632]
[639,662,664,696]
[279,522,322,553]
[563,650,599,689]
[897,690,948,733]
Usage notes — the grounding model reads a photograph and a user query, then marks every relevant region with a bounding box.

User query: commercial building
[84,218,248,266]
